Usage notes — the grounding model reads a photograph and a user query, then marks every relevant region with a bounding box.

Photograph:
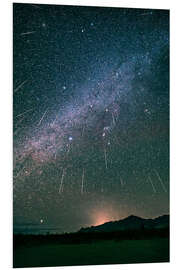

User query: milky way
[13,4,169,233]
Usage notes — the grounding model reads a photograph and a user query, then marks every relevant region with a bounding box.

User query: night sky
[13,3,169,234]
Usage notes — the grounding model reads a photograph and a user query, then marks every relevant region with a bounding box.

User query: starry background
[13,3,169,234]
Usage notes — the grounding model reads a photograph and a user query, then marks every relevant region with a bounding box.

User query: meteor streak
[14,80,28,93]
[148,175,156,193]
[154,169,167,193]
[20,31,36,36]
[38,109,49,126]
[104,148,108,169]
[59,169,66,194]
[81,169,85,194]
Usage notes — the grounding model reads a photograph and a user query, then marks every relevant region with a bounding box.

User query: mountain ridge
[79,214,169,233]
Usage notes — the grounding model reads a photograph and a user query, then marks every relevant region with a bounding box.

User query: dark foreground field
[13,235,169,268]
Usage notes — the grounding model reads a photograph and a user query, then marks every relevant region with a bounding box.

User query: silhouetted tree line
[13,227,169,249]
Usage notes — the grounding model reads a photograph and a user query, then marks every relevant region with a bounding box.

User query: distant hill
[79,215,169,233]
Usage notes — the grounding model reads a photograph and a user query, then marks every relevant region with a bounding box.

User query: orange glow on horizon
[92,208,124,226]
[94,214,111,226]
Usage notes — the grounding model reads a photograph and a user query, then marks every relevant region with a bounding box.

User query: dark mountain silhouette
[79,215,169,233]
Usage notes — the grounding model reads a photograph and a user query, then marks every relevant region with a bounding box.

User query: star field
[13,4,169,233]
